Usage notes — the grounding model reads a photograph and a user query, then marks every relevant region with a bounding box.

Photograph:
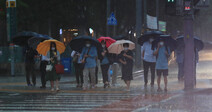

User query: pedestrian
[142,38,156,87]
[40,55,48,88]
[71,50,83,88]
[46,42,61,92]
[80,40,98,90]
[100,40,110,88]
[153,40,170,92]
[176,44,184,82]
[25,47,37,86]
[119,43,134,91]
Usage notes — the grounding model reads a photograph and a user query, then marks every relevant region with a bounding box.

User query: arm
[153,47,159,56]
[79,48,85,62]
[119,58,126,65]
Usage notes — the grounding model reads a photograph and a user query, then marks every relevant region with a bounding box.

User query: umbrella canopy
[176,36,204,51]
[97,37,116,48]
[12,31,39,46]
[112,35,127,40]
[36,39,66,56]
[108,40,135,54]
[152,35,177,52]
[28,35,53,49]
[138,31,163,46]
[69,35,102,53]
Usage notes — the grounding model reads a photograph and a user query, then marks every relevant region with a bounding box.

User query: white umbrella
[108,40,135,54]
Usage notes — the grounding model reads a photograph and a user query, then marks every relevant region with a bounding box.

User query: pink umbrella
[97,37,116,48]
[108,40,135,54]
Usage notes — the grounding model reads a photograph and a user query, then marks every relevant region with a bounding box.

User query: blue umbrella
[138,31,164,46]
[69,36,103,59]
[176,36,204,51]
[28,34,53,49]
[12,31,39,46]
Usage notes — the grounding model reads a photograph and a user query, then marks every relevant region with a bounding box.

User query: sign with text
[147,15,158,30]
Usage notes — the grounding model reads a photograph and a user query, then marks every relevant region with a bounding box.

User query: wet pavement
[0,49,212,111]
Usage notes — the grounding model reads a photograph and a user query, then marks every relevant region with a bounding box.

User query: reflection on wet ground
[0,49,212,111]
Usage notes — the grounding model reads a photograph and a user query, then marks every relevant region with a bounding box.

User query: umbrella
[36,39,66,56]
[138,31,163,46]
[69,35,102,53]
[108,40,135,54]
[28,35,53,49]
[152,35,177,52]
[112,35,127,40]
[97,37,116,48]
[176,36,204,51]
[12,31,39,46]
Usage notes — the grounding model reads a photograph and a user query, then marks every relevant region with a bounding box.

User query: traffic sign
[107,12,117,25]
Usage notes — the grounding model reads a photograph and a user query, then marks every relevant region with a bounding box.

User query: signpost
[107,12,117,26]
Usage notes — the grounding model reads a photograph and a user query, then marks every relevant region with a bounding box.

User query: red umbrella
[97,37,116,48]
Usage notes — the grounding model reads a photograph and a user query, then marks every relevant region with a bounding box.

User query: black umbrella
[12,31,39,46]
[176,36,204,51]
[69,36,103,58]
[112,35,127,40]
[152,35,177,52]
[138,31,164,46]
[28,35,53,49]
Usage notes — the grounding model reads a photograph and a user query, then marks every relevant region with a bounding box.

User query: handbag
[46,64,53,71]
[55,64,64,74]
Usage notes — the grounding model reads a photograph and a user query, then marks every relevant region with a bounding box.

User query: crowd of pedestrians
[22,31,203,92]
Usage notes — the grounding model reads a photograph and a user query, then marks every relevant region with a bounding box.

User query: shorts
[157,69,168,77]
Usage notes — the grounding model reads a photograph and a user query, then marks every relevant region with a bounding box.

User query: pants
[111,63,119,85]
[89,66,98,84]
[83,67,96,87]
[101,64,110,83]
[74,63,83,84]
[178,63,184,80]
[143,61,156,85]
[25,63,36,85]
[40,61,48,87]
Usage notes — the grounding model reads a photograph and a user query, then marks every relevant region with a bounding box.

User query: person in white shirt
[142,38,156,87]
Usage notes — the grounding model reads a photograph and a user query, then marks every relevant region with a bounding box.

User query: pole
[184,0,195,90]
[6,0,16,76]
[106,0,111,36]
[135,0,142,68]
[156,0,159,30]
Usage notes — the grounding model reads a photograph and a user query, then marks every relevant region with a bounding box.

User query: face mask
[51,48,55,50]
[149,39,154,42]
[160,42,164,46]
[86,44,91,47]
[124,47,128,51]
[102,45,105,48]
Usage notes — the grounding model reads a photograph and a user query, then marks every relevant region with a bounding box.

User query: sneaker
[56,88,60,91]
[164,88,168,92]
[51,88,54,92]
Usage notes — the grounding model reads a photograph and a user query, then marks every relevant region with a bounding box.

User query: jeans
[143,60,156,85]
[101,64,110,83]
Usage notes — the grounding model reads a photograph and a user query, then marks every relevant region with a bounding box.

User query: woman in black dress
[119,43,134,91]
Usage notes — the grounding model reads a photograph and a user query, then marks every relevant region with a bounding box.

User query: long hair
[50,42,57,54]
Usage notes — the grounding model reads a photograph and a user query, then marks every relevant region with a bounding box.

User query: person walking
[154,40,170,92]
[71,50,83,88]
[25,47,37,86]
[46,42,61,92]
[100,40,110,88]
[142,38,156,87]
[176,44,184,82]
[80,40,98,90]
[40,55,48,88]
[119,43,134,91]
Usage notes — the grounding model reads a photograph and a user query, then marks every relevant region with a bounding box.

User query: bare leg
[157,76,161,90]
[126,81,130,90]
[56,80,59,91]
[50,81,54,91]
[164,76,168,90]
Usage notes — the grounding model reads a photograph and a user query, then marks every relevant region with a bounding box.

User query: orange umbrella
[36,39,65,56]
